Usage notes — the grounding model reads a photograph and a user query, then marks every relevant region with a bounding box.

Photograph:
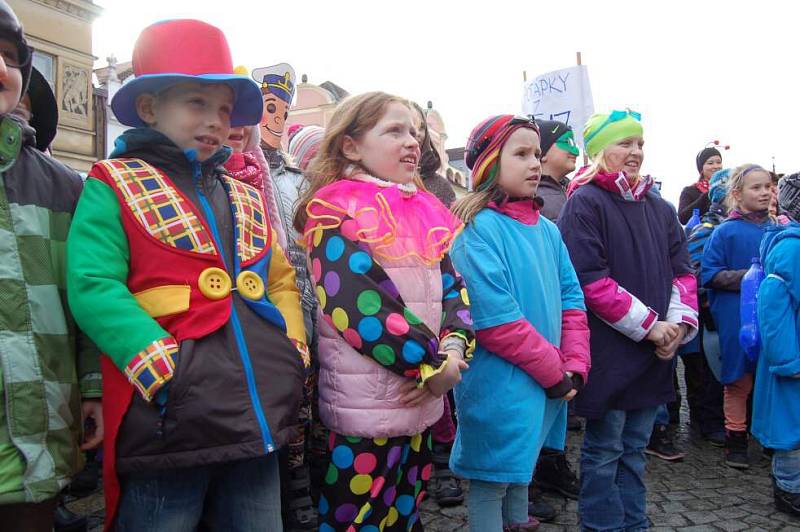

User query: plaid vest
[90,158,286,340]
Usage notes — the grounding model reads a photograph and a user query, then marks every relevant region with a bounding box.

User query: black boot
[645,424,686,462]
[774,480,800,517]
[724,430,750,469]
[283,464,318,531]
[54,496,87,532]
[527,484,556,522]
[430,443,464,507]
[66,454,99,497]
[701,427,726,447]
[533,449,579,499]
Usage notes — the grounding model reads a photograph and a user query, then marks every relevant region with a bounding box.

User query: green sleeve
[67,178,172,372]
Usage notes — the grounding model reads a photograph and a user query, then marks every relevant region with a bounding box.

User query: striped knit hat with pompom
[465,115,539,192]
[288,125,325,172]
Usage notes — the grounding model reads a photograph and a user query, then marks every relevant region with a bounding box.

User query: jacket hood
[760,222,800,301]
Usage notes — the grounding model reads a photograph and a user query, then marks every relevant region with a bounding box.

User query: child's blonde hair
[725,163,769,212]
[293,91,414,232]
[451,180,503,225]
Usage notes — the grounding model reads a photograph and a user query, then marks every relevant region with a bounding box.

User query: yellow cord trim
[303,193,463,266]
[418,356,450,388]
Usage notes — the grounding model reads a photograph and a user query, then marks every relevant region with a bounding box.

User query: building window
[32,50,55,90]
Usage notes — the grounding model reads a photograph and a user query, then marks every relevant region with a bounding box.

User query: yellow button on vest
[198,267,231,300]
[236,271,265,300]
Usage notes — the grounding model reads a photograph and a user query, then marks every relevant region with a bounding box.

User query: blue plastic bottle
[685,208,701,231]
[739,257,765,363]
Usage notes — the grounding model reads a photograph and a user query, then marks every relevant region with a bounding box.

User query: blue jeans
[774,448,800,494]
[116,453,282,532]
[579,407,658,531]
[468,480,528,532]
[654,404,669,427]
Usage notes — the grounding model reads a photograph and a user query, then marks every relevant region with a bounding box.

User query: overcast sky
[92,1,796,204]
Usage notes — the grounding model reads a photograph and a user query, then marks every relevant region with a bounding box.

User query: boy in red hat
[66,19,307,531]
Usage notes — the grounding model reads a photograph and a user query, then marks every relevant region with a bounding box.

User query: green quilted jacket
[0,116,100,504]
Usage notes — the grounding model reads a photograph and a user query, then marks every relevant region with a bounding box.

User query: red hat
[111,19,262,128]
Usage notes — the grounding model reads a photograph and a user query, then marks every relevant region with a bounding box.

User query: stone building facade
[11,0,103,171]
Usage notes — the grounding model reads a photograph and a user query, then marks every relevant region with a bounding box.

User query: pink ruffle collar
[303,171,462,265]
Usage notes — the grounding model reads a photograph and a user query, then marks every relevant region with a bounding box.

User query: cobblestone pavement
[70,422,797,532]
[71,363,800,531]
[420,422,798,532]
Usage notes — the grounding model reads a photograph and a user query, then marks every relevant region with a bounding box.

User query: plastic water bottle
[686,208,701,231]
[739,257,765,362]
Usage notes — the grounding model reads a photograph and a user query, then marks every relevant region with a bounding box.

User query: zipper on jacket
[190,154,275,454]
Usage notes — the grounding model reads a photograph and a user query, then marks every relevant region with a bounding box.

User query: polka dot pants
[318,430,433,531]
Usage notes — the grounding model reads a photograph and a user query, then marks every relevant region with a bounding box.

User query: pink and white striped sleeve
[666,273,699,344]
[583,277,658,342]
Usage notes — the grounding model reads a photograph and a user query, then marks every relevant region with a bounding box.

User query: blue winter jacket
[701,218,768,383]
[752,223,800,450]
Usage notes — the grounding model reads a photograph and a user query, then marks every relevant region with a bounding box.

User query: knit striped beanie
[778,173,800,222]
[465,115,539,192]
[708,168,732,204]
[288,125,325,172]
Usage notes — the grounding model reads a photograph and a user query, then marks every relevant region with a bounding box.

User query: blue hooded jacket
[752,222,800,450]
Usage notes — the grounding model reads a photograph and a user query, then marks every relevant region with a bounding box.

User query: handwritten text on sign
[522,65,594,148]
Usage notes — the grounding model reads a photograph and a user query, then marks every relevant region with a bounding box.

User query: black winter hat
[696,147,721,174]
[0,1,32,101]
[535,119,571,158]
[27,66,57,151]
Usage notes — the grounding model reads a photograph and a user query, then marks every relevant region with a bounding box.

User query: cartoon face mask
[555,129,580,156]
[252,63,296,150]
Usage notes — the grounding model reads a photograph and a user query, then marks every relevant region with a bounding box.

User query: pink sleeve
[667,273,700,343]
[561,309,591,382]
[476,318,564,388]
[583,277,658,342]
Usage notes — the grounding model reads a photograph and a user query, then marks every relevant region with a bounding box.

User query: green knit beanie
[583,110,643,159]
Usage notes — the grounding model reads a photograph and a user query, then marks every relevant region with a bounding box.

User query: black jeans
[682,328,725,434]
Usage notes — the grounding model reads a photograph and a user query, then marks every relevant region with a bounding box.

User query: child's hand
[426,353,469,398]
[80,399,104,451]
[646,321,680,347]
[562,371,578,401]
[400,379,435,407]
[655,324,687,360]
